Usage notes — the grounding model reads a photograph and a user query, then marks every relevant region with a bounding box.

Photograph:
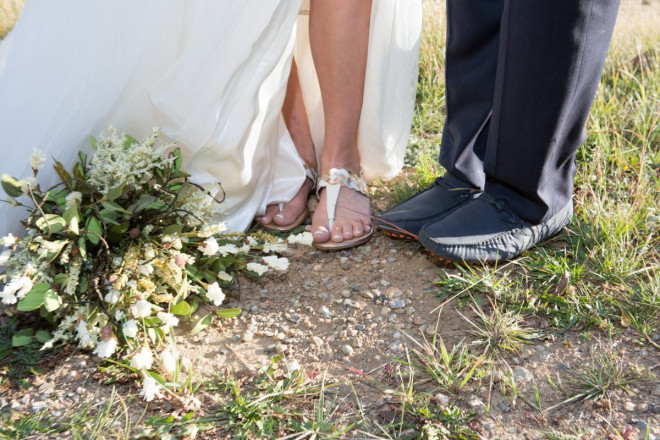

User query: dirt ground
[1,1,660,439]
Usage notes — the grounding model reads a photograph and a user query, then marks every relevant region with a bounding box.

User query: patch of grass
[460,300,540,356]
[563,343,654,402]
[0,388,143,440]
[0,0,23,40]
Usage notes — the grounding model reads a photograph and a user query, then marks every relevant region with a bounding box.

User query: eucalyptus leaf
[35,214,67,234]
[43,290,63,312]
[17,283,50,312]
[1,174,23,197]
[215,308,241,319]
[62,205,80,234]
[190,314,213,335]
[106,184,125,201]
[170,301,191,316]
[12,329,35,347]
[85,216,103,245]
[35,330,52,343]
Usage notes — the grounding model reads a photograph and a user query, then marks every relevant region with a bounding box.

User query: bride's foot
[258,177,314,231]
[312,168,372,249]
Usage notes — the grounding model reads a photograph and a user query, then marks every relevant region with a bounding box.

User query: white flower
[238,244,251,253]
[76,320,96,349]
[130,346,154,370]
[160,346,177,374]
[217,271,233,282]
[131,299,152,318]
[1,233,16,247]
[1,276,33,304]
[263,241,287,253]
[199,237,219,256]
[157,312,179,328]
[104,288,121,304]
[123,320,138,338]
[125,280,138,291]
[287,361,301,372]
[93,338,118,358]
[287,232,313,246]
[0,249,11,266]
[65,191,82,208]
[138,263,154,276]
[115,310,126,321]
[246,262,268,276]
[30,149,47,170]
[216,244,240,256]
[247,236,258,246]
[206,282,225,306]
[262,255,289,271]
[140,376,162,402]
[20,176,38,194]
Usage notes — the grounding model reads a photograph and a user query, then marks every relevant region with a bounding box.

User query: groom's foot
[418,193,573,263]
[376,173,479,240]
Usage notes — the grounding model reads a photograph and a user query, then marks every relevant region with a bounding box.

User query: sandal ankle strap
[303,160,318,189]
[316,168,369,198]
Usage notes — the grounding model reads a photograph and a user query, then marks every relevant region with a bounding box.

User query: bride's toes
[259,205,279,225]
[313,226,330,243]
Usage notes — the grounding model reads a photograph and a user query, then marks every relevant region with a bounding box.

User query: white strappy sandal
[261,161,317,232]
[313,168,373,250]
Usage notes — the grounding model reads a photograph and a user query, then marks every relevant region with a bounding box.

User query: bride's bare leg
[310,0,371,242]
[259,60,317,227]
[310,0,372,244]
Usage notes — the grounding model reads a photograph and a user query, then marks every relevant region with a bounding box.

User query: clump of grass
[0,0,23,40]
[564,344,654,402]
[461,300,541,356]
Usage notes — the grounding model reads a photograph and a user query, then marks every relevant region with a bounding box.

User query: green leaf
[12,329,35,347]
[101,200,130,213]
[172,147,183,171]
[35,214,67,234]
[35,330,52,343]
[62,205,80,235]
[54,273,68,289]
[190,314,213,335]
[43,290,62,312]
[85,216,103,245]
[1,174,23,197]
[123,135,138,150]
[53,160,74,191]
[107,222,129,244]
[90,136,98,151]
[17,284,50,311]
[78,237,88,261]
[105,184,126,202]
[162,224,183,235]
[128,194,160,213]
[99,208,120,225]
[170,301,191,316]
[216,308,241,319]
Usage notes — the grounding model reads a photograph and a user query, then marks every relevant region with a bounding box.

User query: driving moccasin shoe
[418,194,573,263]
[376,173,479,240]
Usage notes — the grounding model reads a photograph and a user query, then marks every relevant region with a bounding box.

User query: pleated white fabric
[0,0,421,236]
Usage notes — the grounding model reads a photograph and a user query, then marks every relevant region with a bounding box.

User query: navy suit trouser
[439,0,620,223]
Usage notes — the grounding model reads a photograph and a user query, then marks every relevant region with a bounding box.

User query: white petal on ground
[93,338,118,358]
[123,320,139,338]
[139,376,162,402]
[262,255,289,271]
[246,262,268,276]
[130,346,154,370]
[206,282,225,306]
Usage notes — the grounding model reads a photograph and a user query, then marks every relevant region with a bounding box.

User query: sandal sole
[260,208,309,233]
[312,229,373,251]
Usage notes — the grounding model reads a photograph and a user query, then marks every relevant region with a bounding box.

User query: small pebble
[342,345,354,356]
[242,331,254,342]
[389,299,406,310]
[623,401,636,412]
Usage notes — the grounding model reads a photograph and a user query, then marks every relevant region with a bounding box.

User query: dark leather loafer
[376,173,479,239]
[419,193,573,262]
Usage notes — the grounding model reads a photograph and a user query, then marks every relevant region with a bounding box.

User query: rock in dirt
[623,401,636,412]
[342,345,354,356]
[513,367,534,383]
[389,299,406,309]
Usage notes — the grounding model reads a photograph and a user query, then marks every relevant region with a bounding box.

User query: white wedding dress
[0,0,422,236]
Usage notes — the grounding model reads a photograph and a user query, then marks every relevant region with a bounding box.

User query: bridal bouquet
[0,127,309,403]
